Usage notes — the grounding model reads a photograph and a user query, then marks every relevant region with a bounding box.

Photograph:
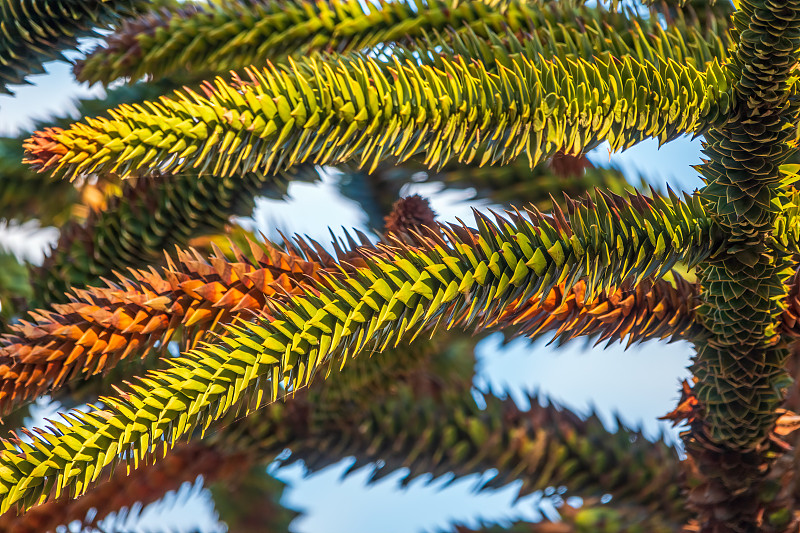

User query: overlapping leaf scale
[31,165,320,307]
[0,192,715,512]
[495,275,704,347]
[0,442,251,533]
[0,0,150,93]
[0,239,325,415]
[0,218,384,417]
[685,0,800,528]
[289,390,686,520]
[0,315,683,527]
[399,6,729,73]
[692,0,800,454]
[1,329,441,528]
[74,0,730,85]
[0,189,712,415]
[199,329,466,472]
[24,51,733,180]
[0,318,431,532]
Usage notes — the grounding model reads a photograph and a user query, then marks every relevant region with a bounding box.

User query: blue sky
[2,59,703,533]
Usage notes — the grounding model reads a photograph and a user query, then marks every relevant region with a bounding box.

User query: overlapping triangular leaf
[25,52,732,180]
[0,190,717,512]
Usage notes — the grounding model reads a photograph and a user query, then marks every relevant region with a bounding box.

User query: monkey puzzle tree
[1,0,800,531]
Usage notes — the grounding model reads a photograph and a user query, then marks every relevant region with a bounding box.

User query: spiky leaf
[0,192,715,512]
[0,0,151,93]
[24,53,732,180]
[0,239,323,414]
[74,0,731,85]
[31,165,319,306]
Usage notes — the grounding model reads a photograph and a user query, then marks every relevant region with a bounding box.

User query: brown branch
[495,274,702,346]
[0,195,429,415]
[0,240,325,414]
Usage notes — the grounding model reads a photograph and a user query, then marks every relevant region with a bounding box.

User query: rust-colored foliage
[383,194,438,242]
[0,240,322,413]
[661,380,701,427]
[548,152,595,179]
[0,195,434,413]
[21,128,66,173]
[497,275,703,346]
[0,236,704,417]
[5,0,800,528]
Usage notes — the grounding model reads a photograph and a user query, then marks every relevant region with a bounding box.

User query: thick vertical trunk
[684,0,800,529]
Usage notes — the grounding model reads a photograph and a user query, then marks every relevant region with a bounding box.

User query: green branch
[25,52,732,180]
[0,77,202,226]
[74,0,730,85]
[0,191,714,512]
[0,0,151,93]
[287,389,686,519]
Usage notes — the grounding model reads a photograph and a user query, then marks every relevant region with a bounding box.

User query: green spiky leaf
[0,191,717,512]
[25,53,732,180]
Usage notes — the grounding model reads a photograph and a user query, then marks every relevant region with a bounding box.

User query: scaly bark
[685,0,800,527]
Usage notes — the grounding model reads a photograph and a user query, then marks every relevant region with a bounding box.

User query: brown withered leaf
[660,379,700,427]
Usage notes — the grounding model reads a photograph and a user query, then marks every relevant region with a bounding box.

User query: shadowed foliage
[0,0,152,93]
[29,166,319,306]
[73,0,731,85]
